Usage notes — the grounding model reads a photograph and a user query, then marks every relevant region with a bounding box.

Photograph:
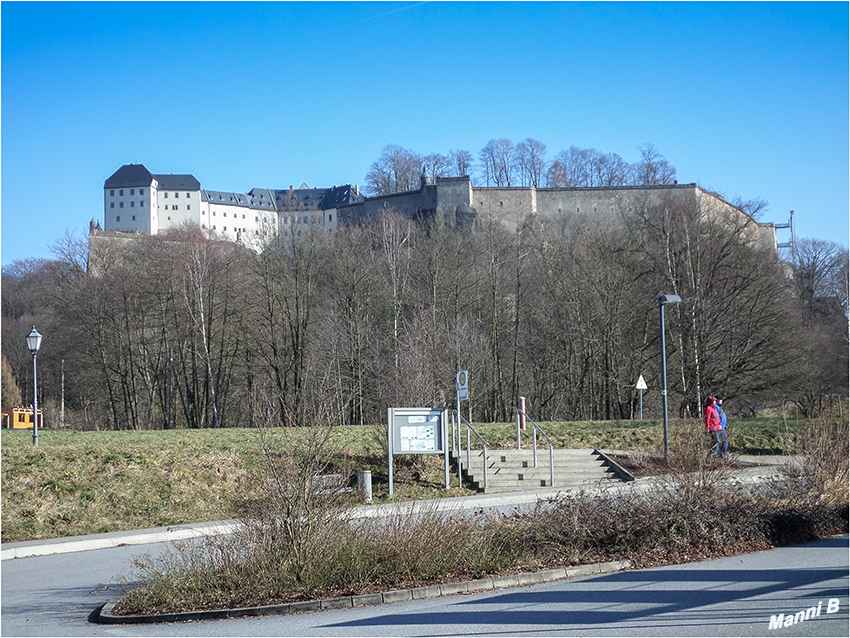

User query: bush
[778,418,849,505]
[113,417,849,616]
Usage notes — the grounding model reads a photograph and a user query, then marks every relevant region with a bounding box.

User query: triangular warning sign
[635,375,648,390]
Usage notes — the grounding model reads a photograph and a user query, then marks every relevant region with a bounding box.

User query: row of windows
[112,202,140,209]
[108,189,192,198]
[111,211,331,230]
[111,212,331,225]
[211,211,247,218]
[209,226,249,233]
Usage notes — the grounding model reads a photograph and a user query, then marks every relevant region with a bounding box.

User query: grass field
[0,416,810,543]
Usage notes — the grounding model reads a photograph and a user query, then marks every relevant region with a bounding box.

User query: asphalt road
[1,534,847,637]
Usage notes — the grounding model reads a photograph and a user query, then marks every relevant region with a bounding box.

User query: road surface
[1,534,846,637]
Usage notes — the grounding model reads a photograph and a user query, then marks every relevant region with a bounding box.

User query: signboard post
[387,407,449,496]
[455,371,469,486]
[635,374,648,420]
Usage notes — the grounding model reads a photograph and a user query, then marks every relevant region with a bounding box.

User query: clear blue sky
[2,1,847,266]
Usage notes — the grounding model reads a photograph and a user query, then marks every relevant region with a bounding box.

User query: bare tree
[514,138,548,187]
[478,138,515,186]
[448,149,474,177]
[633,143,677,185]
[1,354,22,407]
[730,195,770,221]
[624,191,795,413]
[250,221,324,425]
[423,153,451,180]
[364,144,423,195]
[377,211,414,379]
[794,238,849,319]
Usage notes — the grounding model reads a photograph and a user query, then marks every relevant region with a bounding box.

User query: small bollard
[358,470,372,503]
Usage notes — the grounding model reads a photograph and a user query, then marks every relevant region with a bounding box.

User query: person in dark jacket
[715,396,729,458]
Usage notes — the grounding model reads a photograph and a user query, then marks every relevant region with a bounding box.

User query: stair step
[451,448,631,494]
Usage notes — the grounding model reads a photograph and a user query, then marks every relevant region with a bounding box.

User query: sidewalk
[1,455,791,561]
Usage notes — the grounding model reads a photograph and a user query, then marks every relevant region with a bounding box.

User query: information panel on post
[387,407,449,495]
[389,408,445,454]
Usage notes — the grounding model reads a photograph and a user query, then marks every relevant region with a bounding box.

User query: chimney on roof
[673,180,678,185]
[355,184,359,196]
[289,185,294,192]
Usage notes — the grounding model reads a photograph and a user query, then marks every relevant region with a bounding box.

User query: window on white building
[140,201,144,207]
[130,189,135,195]
[120,202,124,208]
[110,203,115,209]
[164,193,168,198]
[116,216,120,222]
[130,201,135,207]
[132,215,136,221]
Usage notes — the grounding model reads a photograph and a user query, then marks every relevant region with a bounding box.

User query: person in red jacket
[704,396,722,457]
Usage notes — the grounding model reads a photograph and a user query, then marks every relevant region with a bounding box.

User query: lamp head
[26,326,43,353]
[656,294,681,305]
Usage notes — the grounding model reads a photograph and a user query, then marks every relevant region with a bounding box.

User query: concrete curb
[0,520,242,561]
[95,559,631,624]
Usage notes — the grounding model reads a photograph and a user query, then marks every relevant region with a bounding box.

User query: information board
[389,408,445,454]
[387,407,449,495]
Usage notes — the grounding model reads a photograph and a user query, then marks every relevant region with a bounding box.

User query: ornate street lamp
[26,326,43,447]
[655,295,681,466]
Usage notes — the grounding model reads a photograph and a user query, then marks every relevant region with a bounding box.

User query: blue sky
[2,1,847,266]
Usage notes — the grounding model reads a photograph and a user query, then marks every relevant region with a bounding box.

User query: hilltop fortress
[96,163,783,254]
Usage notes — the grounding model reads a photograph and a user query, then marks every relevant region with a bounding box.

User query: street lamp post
[26,326,43,447]
[655,295,681,466]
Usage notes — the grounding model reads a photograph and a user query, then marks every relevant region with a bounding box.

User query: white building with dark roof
[102,164,363,248]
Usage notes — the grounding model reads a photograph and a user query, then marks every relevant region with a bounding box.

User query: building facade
[102,164,781,254]
[337,169,779,254]
[102,164,364,249]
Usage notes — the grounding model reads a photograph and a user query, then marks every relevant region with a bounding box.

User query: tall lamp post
[655,295,681,466]
[26,326,43,447]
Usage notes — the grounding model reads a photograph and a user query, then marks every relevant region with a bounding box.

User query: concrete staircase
[452,448,633,494]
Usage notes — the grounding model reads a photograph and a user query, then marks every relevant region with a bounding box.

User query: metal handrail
[450,410,489,490]
[516,408,555,488]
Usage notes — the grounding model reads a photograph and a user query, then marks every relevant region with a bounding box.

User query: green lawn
[0,416,802,543]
